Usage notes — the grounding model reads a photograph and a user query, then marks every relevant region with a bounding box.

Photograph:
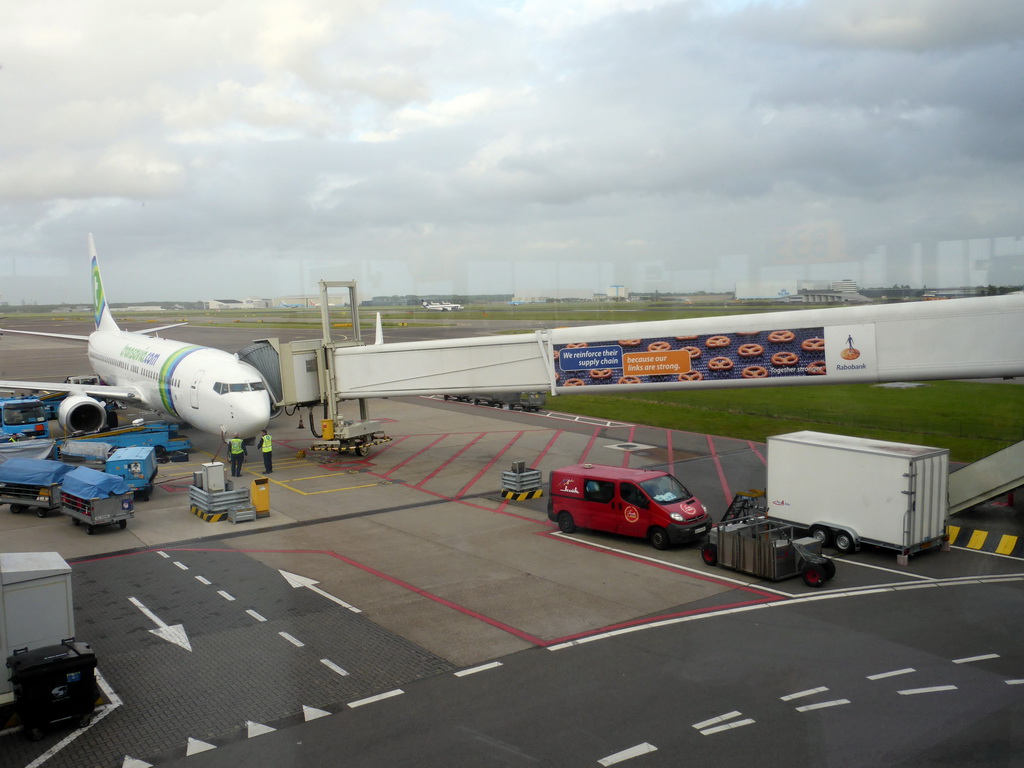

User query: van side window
[584,479,614,504]
[620,483,649,508]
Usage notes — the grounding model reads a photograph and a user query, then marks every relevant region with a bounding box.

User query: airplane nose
[232,393,271,438]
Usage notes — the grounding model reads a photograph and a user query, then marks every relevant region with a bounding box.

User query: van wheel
[649,527,670,550]
[701,543,718,566]
[834,530,856,554]
[557,512,576,534]
[809,525,831,547]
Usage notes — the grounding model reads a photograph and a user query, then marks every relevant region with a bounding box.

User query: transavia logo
[91,257,106,327]
[841,334,861,361]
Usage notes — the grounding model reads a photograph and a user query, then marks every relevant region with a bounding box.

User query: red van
[547,464,709,550]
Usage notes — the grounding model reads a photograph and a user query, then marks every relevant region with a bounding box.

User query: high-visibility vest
[229,438,244,454]
[261,435,272,452]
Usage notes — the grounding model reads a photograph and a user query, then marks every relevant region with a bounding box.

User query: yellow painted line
[967,530,988,550]
[947,525,960,544]
[995,535,1019,555]
[275,481,387,497]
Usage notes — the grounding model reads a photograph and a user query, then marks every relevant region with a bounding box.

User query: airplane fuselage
[88,330,270,438]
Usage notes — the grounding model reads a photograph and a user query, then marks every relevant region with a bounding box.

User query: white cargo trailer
[765,431,949,564]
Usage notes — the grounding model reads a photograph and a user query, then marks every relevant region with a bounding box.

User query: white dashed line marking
[1006,680,1024,686]
[195,576,211,585]
[868,668,916,680]
[173,561,189,571]
[455,662,503,677]
[699,719,756,736]
[693,711,754,735]
[780,686,829,701]
[953,653,999,664]
[217,590,235,601]
[321,659,350,677]
[157,551,170,559]
[348,690,404,708]
[278,632,304,648]
[598,742,658,765]
[246,609,267,622]
[795,699,850,712]
[898,685,957,696]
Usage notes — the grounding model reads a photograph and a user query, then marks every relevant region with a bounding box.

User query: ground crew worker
[228,433,245,477]
[259,429,273,474]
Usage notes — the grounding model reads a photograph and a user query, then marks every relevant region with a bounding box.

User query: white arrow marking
[128,596,192,651]
[279,570,361,613]
[186,738,216,755]
[246,720,276,738]
[121,758,153,768]
[303,705,332,721]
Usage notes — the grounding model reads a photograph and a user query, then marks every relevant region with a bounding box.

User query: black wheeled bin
[6,641,98,740]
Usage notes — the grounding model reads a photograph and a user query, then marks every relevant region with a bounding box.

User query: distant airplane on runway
[421,299,463,311]
[0,235,271,438]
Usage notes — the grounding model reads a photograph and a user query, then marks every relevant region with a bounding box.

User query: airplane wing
[0,328,90,341]
[138,322,188,335]
[0,380,144,404]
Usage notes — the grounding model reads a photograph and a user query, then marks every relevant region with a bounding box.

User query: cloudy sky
[2,0,1023,304]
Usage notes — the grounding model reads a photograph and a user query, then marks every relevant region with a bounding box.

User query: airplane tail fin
[89,234,120,333]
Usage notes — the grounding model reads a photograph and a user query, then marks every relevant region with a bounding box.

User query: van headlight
[670,512,685,522]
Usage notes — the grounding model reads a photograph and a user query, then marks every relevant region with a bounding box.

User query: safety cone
[298,412,304,429]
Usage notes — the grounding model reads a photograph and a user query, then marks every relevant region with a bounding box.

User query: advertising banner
[554,325,876,390]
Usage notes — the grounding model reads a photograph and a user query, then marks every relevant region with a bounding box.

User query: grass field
[548,381,1024,463]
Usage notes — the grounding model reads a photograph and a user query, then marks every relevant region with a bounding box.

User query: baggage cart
[59,466,134,534]
[701,492,835,588]
[6,640,98,740]
[0,458,75,518]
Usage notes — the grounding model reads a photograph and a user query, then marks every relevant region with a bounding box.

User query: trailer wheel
[557,511,576,534]
[72,518,80,526]
[824,559,836,579]
[809,525,831,547]
[801,564,827,587]
[833,530,856,554]
[118,519,127,529]
[701,543,718,566]
[36,508,47,519]
[649,527,670,550]
[357,443,370,457]
[86,525,95,535]
[10,504,25,514]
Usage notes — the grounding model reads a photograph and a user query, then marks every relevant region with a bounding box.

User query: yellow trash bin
[251,477,270,517]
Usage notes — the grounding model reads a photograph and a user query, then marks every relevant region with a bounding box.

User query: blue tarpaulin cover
[0,457,75,486]
[60,465,131,499]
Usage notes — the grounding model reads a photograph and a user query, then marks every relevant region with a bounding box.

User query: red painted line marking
[532,429,563,469]
[536,529,780,599]
[414,433,485,489]
[748,440,766,466]
[707,434,732,501]
[454,431,525,500]
[621,425,637,467]
[382,434,448,478]
[578,426,603,465]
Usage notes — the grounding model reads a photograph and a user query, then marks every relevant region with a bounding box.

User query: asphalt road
[1,317,1021,768]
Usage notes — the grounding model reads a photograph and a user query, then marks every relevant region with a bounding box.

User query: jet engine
[57,395,109,433]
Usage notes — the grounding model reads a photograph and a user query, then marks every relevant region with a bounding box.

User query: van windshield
[639,474,692,504]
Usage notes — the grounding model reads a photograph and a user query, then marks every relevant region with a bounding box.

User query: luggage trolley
[701,491,835,588]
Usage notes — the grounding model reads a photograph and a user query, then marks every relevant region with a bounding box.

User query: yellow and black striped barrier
[190,505,228,522]
[947,524,1022,557]
[501,488,543,501]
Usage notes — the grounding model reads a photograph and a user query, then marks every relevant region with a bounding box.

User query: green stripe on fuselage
[158,346,202,416]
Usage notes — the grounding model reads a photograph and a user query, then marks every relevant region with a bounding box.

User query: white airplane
[0,235,271,438]
[421,299,463,311]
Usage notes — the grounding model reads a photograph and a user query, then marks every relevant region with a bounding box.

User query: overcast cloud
[1,0,1023,304]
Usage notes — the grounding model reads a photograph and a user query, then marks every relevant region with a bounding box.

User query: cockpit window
[213,381,267,395]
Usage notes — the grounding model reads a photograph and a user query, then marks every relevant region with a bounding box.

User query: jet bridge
[265,287,1024,503]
